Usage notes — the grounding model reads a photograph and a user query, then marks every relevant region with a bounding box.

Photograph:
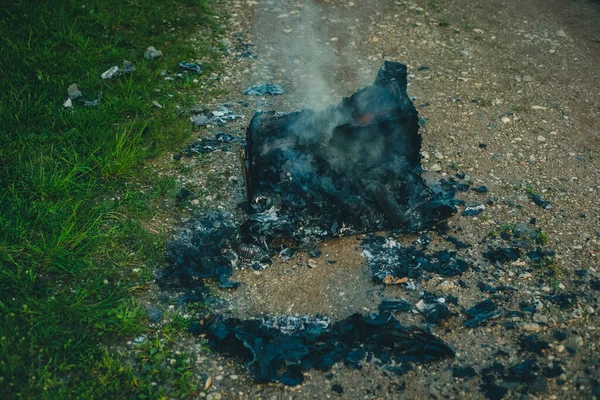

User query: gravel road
[146,0,600,398]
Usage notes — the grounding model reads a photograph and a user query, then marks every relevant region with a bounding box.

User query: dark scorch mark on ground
[191,312,454,386]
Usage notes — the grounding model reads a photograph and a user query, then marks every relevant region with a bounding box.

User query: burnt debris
[158,62,554,389]
[192,312,454,385]
[480,359,549,399]
[464,299,502,327]
[243,61,457,246]
[361,235,472,283]
[162,212,241,290]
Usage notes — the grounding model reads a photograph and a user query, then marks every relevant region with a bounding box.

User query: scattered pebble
[132,335,148,346]
[68,83,82,100]
[523,323,541,332]
[585,306,595,314]
[556,29,567,38]
[430,163,442,172]
[101,66,121,80]
[533,313,548,324]
[537,135,546,142]
[144,46,163,60]
[438,281,456,291]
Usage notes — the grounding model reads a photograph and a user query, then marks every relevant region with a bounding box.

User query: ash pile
[242,61,457,246]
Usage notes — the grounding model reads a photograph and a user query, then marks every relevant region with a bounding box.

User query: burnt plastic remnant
[378,299,412,313]
[243,61,458,245]
[185,132,245,156]
[362,235,472,282]
[464,299,502,327]
[243,83,284,96]
[416,295,454,325]
[179,61,202,75]
[192,312,454,385]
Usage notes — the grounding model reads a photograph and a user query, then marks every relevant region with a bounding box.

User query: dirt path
[153,0,600,398]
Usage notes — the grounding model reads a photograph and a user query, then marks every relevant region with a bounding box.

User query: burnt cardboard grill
[243,61,456,244]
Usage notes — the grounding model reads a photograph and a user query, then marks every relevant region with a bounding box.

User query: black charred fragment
[480,359,548,400]
[532,194,554,210]
[445,236,470,249]
[362,235,472,283]
[192,312,454,385]
[243,61,457,245]
[483,247,521,263]
[161,212,241,289]
[378,299,413,313]
[464,299,502,327]
[544,293,577,310]
[519,334,550,354]
[453,365,477,378]
[331,384,344,394]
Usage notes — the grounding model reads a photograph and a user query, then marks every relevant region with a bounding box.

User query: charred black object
[243,61,457,244]
[192,312,454,385]
[162,212,241,289]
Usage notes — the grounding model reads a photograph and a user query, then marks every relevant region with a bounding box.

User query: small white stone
[537,135,546,142]
[531,105,547,110]
[523,323,541,332]
[556,344,565,353]
[438,281,455,291]
[434,151,443,159]
[501,116,511,124]
[533,314,548,324]
[519,272,532,280]
[556,29,567,38]
[430,164,442,172]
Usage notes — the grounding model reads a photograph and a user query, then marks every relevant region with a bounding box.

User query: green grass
[0,0,224,398]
